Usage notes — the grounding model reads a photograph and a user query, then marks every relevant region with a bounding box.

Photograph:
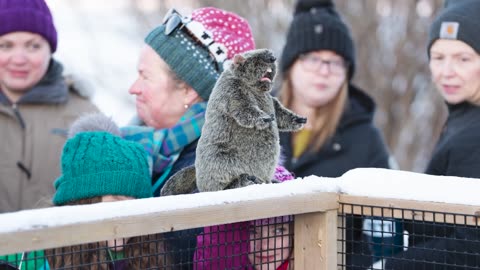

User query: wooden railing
[1,168,479,269]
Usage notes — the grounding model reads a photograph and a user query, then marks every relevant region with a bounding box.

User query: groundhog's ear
[233,54,246,65]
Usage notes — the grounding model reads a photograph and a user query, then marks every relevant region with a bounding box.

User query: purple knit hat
[0,0,57,52]
[252,165,295,225]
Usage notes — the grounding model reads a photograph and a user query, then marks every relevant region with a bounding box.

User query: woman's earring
[184,104,189,109]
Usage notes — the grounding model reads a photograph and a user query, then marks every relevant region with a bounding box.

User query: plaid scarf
[121,102,206,193]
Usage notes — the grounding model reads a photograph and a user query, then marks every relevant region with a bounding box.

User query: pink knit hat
[274,165,295,182]
[191,7,255,60]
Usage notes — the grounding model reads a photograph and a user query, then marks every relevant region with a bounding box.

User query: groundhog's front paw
[248,175,265,184]
[236,174,263,187]
[294,116,307,124]
[282,116,306,131]
[262,114,275,123]
[255,115,274,129]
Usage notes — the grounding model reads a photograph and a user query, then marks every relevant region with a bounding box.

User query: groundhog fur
[161,49,306,195]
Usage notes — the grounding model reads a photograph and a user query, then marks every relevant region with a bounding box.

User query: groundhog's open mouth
[260,67,274,82]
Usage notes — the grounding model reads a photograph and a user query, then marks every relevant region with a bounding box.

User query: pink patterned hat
[145,7,255,101]
[191,7,255,60]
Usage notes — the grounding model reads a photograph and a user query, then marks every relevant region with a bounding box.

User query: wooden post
[294,210,338,269]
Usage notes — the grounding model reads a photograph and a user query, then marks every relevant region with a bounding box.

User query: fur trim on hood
[65,74,94,99]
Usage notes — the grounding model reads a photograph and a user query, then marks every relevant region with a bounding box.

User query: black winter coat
[162,140,202,270]
[280,85,391,269]
[386,102,480,270]
[385,227,480,270]
[426,102,480,178]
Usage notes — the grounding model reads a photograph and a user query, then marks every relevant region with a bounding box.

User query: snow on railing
[1,168,479,255]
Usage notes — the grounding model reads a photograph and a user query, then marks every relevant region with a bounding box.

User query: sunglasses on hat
[162,8,228,71]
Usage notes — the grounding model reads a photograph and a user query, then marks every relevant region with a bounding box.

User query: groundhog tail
[160,165,197,196]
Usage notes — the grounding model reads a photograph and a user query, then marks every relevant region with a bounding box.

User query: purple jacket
[194,166,294,270]
[194,222,253,270]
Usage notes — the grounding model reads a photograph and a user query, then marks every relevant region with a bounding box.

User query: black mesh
[338,203,480,270]
[0,218,294,269]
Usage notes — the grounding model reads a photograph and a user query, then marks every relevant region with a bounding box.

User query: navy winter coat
[160,140,202,270]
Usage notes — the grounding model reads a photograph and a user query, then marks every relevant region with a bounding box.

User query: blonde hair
[279,71,348,152]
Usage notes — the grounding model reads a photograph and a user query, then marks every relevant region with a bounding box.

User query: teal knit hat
[145,7,255,101]
[53,117,152,205]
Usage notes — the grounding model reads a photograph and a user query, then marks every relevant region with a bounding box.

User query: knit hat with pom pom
[280,0,355,79]
[53,114,152,205]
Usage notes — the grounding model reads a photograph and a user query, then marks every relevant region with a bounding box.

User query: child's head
[47,114,170,269]
[53,114,152,250]
[53,114,152,207]
[248,216,293,270]
[248,165,294,269]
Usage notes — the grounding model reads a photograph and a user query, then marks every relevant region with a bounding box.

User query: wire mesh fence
[3,202,480,269]
[1,234,172,269]
[338,203,480,270]
[0,217,294,270]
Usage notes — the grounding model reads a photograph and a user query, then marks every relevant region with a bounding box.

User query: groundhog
[161,49,306,195]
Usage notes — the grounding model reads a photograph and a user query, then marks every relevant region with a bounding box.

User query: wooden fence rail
[1,168,479,269]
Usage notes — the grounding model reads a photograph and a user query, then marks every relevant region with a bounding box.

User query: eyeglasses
[162,8,228,71]
[298,54,347,75]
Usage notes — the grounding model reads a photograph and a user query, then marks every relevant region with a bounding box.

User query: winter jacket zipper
[12,104,31,183]
[12,103,26,129]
